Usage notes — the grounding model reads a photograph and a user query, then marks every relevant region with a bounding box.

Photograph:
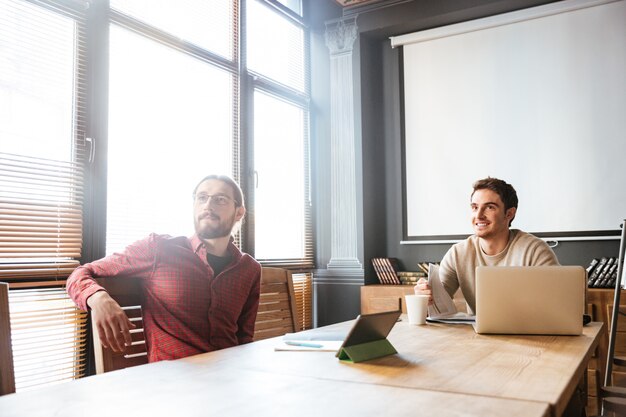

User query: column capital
[325,16,358,55]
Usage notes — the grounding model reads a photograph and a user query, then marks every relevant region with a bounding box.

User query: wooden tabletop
[0,359,550,417]
[0,316,601,417]
[182,317,603,417]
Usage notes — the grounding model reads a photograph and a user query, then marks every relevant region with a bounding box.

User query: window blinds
[292,272,312,331]
[0,0,89,392]
[9,287,87,391]
[0,0,87,284]
[0,153,83,283]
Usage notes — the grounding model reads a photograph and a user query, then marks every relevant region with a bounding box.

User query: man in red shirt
[67,175,261,362]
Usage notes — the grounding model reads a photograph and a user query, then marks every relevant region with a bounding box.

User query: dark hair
[193,175,244,207]
[471,177,518,225]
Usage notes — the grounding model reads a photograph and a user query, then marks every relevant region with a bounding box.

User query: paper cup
[405,294,429,325]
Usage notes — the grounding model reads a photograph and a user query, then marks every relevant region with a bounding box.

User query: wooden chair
[0,282,15,395]
[254,267,298,341]
[91,278,148,374]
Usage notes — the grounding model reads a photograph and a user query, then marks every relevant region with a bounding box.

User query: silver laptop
[473,266,586,335]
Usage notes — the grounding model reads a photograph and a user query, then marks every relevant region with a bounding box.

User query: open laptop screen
[474,266,586,335]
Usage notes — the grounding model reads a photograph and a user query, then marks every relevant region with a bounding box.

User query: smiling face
[193,179,245,240]
[470,189,516,240]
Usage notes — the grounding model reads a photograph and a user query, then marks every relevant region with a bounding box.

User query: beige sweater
[439,229,559,314]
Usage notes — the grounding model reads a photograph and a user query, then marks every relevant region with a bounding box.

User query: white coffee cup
[405,294,429,325]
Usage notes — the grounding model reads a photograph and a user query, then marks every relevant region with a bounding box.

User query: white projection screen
[392,0,626,242]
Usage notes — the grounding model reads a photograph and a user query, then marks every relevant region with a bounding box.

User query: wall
[309,0,621,325]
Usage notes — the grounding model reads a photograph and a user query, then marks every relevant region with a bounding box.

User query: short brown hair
[193,175,244,207]
[471,177,518,225]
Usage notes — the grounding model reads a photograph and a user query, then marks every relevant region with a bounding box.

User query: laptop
[473,266,586,335]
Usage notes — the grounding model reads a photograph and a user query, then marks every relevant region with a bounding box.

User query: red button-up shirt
[67,234,261,362]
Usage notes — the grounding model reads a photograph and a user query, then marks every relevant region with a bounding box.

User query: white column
[325,17,362,271]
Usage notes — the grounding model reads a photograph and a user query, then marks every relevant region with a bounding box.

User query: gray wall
[309,0,621,324]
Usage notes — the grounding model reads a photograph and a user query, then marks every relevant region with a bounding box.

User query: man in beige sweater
[415,177,587,417]
[415,177,559,314]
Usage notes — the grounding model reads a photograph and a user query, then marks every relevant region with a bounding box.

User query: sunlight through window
[107,25,233,254]
[253,91,306,259]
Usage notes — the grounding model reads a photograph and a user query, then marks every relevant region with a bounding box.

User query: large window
[1,0,313,390]
[105,0,313,326]
[106,23,235,254]
[0,0,88,390]
[246,0,312,268]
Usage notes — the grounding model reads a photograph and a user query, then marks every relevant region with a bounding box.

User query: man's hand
[87,291,136,353]
[414,278,433,305]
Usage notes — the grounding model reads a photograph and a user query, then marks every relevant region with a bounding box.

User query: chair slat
[257,300,291,312]
[253,268,297,341]
[254,317,294,332]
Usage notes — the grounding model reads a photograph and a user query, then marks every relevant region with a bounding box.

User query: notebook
[473,266,586,335]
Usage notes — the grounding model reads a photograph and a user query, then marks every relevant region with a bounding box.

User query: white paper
[427,264,458,318]
[426,312,475,325]
[282,331,346,342]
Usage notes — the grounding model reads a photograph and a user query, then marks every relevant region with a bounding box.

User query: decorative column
[324,16,362,271]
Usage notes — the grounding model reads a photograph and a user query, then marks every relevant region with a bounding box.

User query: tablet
[335,309,401,358]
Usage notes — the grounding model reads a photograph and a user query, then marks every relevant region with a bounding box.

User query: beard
[195,211,237,240]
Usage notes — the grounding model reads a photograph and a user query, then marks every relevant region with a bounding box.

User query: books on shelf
[371,259,444,285]
[417,261,439,274]
[397,271,427,285]
[397,271,427,277]
[371,258,401,285]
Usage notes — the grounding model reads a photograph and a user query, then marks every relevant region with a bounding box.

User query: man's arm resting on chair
[88,291,136,353]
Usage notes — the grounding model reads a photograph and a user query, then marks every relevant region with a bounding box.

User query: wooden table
[0,316,602,417]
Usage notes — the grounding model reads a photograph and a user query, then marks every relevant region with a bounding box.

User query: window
[109,0,235,60]
[246,0,306,93]
[105,1,238,254]
[2,1,313,389]
[245,0,312,269]
[106,23,235,254]
[253,91,308,261]
[0,0,89,390]
[104,1,312,328]
[106,1,313,272]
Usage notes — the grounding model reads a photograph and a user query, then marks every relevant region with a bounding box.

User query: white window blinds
[0,0,89,391]
[0,0,87,282]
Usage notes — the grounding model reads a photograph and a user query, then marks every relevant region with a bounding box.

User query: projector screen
[391,0,626,242]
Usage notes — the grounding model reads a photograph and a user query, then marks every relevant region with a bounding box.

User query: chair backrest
[254,267,298,341]
[0,282,15,395]
[92,278,148,374]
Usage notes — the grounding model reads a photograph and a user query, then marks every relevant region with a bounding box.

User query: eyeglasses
[194,193,236,206]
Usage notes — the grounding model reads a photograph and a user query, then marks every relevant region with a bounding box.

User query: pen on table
[284,341,323,348]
